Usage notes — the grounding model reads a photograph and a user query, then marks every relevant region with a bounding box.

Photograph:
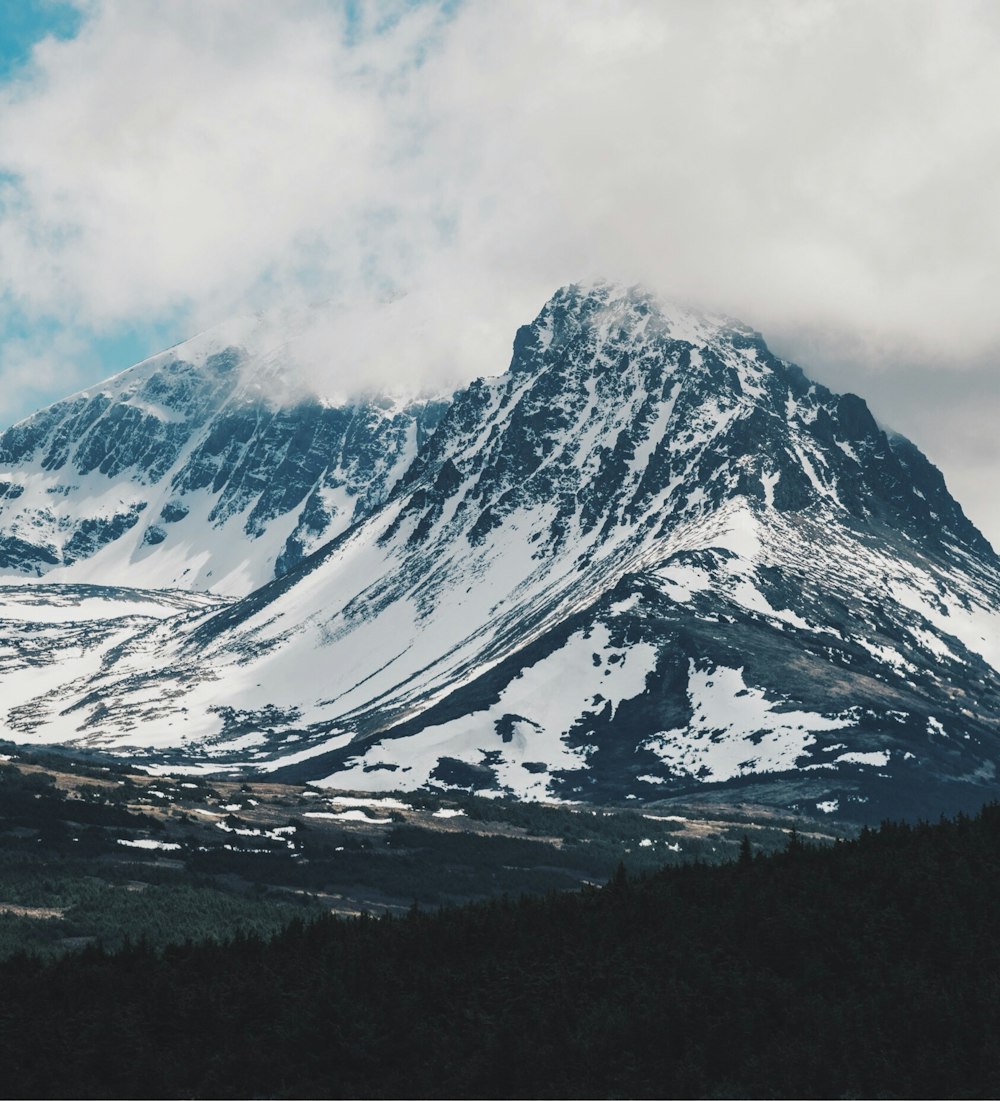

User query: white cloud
[0,327,91,408]
[4,0,1000,360]
[0,1,385,320]
[0,0,998,539]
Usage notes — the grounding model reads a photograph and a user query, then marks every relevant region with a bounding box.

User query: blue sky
[0,1,996,544]
[0,1,81,77]
[0,0,189,409]
[0,0,463,420]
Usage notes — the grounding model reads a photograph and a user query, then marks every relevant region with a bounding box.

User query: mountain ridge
[0,312,451,594]
[0,282,997,820]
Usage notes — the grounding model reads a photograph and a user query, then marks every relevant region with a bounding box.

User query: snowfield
[0,283,997,814]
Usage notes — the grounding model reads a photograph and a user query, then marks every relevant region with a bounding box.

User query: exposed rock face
[1,284,999,821]
[0,327,448,594]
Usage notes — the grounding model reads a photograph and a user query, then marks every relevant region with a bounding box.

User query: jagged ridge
[1,283,998,820]
[0,316,449,595]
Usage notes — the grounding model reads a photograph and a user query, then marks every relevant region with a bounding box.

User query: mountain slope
[0,315,448,595]
[2,284,999,818]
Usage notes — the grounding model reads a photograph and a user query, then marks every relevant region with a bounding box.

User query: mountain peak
[0,284,997,821]
[0,313,450,595]
[416,283,987,571]
[509,281,761,376]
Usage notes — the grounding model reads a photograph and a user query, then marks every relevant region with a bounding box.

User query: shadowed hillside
[2,803,1000,1098]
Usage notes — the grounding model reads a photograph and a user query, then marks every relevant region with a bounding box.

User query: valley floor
[0,743,845,958]
[0,794,998,1098]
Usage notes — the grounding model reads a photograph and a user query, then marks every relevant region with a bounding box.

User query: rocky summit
[0,315,448,595]
[0,283,998,821]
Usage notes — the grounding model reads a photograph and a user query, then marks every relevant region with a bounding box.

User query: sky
[0,0,997,544]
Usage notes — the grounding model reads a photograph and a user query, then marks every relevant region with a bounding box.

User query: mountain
[0,315,449,595]
[2,283,999,820]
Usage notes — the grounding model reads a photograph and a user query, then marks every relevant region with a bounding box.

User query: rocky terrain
[0,313,448,594]
[0,284,997,821]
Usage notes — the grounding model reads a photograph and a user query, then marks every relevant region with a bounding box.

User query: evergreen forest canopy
[3,804,1000,1099]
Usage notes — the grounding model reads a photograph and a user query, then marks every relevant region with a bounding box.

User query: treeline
[0,877,318,960]
[4,806,1000,1098]
[0,763,162,838]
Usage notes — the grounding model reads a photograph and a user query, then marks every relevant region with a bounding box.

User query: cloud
[0,325,90,403]
[0,1,399,321]
[0,0,997,538]
[4,0,999,362]
[405,0,1000,364]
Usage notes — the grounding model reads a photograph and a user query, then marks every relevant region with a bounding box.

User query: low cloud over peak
[0,0,997,541]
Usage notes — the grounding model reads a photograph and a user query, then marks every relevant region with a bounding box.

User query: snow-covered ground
[0,283,997,811]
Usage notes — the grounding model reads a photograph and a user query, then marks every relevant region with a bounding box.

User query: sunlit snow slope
[0,315,448,595]
[3,284,1000,820]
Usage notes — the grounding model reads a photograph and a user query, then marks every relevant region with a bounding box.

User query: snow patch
[321,623,659,800]
[303,809,393,823]
[834,750,890,767]
[645,663,850,782]
[117,839,182,851]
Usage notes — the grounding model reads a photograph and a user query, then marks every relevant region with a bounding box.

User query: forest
[0,747,823,959]
[2,802,1000,1098]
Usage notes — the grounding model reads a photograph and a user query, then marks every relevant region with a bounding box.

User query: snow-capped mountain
[0,315,449,595]
[3,283,999,820]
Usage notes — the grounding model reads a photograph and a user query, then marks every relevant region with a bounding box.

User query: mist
[0,0,997,541]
